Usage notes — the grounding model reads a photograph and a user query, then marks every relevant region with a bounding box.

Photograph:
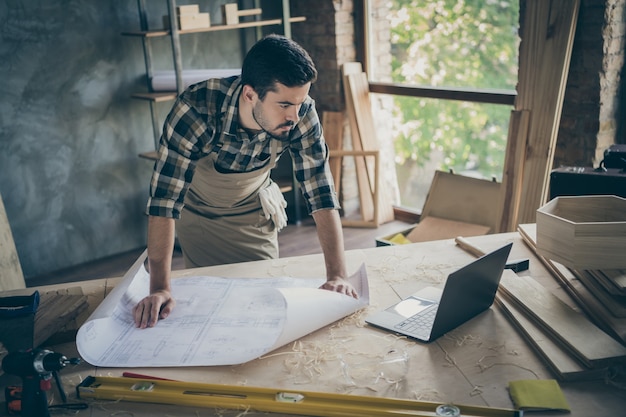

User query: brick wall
[291,0,398,216]
[555,0,626,168]
[291,0,358,213]
[291,0,356,113]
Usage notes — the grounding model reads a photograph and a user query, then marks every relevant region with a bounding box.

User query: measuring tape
[76,375,522,417]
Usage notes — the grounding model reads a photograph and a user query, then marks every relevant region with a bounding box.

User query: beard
[252,102,294,139]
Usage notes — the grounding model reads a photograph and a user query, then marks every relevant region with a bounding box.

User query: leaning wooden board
[322,111,344,197]
[342,62,376,223]
[0,193,25,291]
[342,63,395,225]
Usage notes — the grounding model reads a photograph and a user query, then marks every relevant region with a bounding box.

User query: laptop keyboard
[394,304,439,338]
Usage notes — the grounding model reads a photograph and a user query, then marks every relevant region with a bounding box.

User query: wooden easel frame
[329,149,380,228]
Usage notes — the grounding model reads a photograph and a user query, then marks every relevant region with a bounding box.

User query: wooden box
[536,195,626,270]
[177,4,199,15]
[376,170,498,245]
[222,3,239,25]
[178,12,210,30]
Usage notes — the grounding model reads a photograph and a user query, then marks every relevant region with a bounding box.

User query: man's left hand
[320,278,358,299]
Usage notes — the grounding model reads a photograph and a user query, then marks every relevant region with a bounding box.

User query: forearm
[312,209,347,280]
[147,215,176,293]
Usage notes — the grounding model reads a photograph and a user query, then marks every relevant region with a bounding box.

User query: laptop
[365,242,512,342]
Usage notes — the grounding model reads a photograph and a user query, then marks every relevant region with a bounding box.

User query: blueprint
[76,251,369,367]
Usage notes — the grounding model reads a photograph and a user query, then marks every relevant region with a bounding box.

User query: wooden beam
[342,63,375,224]
[497,110,530,232]
[322,111,345,197]
[515,0,580,224]
[368,82,516,105]
[330,150,380,228]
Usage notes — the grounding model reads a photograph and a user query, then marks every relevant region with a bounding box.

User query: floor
[26,217,412,287]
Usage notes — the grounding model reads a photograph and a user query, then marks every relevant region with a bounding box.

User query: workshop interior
[1,1,626,416]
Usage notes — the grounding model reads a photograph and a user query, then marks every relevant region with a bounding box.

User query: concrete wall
[0,1,254,280]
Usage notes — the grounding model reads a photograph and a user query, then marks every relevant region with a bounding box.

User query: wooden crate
[536,195,626,270]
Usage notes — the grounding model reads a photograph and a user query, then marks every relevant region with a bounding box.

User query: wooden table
[1,231,625,416]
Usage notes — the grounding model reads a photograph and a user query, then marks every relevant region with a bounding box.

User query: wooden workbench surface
[1,232,624,416]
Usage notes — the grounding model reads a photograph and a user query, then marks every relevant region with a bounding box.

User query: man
[133,34,357,329]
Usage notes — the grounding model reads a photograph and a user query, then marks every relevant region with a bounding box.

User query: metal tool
[2,349,81,417]
[77,375,522,417]
[455,236,530,272]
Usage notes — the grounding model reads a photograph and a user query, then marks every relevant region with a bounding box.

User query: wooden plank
[342,63,395,226]
[346,71,379,186]
[515,0,580,224]
[499,271,626,367]
[322,111,344,197]
[588,269,626,296]
[599,269,626,293]
[0,193,25,290]
[342,63,375,223]
[497,110,529,232]
[34,288,89,347]
[572,270,626,318]
[496,296,608,381]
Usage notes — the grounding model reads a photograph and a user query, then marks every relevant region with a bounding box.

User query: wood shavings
[367,255,423,284]
[263,259,291,277]
[475,355,540,378]
[412,388,444,402]
[331,307,369,328]
[487,343,506,352]
[274,330,412,392]
[233,406,252,416]
[413,263,449,285]
[442,349,457,367]
[446,333,483,347]
[280,339,341,384]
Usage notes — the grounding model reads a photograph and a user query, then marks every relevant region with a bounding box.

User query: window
[363,0,519,209]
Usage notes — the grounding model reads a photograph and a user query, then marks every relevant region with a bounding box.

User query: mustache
[279,121,295,128]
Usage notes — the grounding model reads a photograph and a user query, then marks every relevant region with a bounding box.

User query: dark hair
[241,34,317,100]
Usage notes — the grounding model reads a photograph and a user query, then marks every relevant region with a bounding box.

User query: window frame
[356,0,517,106]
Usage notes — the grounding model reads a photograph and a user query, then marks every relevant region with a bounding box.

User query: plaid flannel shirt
[146,76,339,219]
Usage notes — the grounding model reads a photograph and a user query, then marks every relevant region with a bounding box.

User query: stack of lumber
[499,223,626,381]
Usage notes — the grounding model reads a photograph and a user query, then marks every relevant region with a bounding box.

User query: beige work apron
[176,139,280,268]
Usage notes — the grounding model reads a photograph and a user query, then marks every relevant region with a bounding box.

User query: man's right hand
[133,290,176,328]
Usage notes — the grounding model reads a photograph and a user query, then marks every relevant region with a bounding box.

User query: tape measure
[77,375,522,417]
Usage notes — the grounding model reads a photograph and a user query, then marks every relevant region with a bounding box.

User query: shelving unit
[125,0,305,222]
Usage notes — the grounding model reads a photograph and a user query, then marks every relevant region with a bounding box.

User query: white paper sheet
[76,251,369,367]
